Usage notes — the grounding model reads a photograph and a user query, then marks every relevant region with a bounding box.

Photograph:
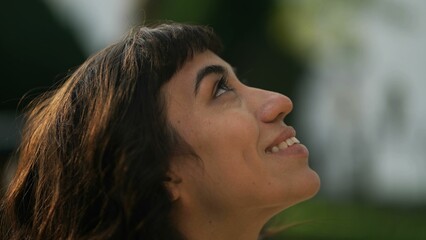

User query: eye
[213,76,233,98]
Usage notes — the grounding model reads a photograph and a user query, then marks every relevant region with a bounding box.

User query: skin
[163,50,320,240]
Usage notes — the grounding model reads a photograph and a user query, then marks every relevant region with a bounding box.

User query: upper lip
[265,126,296,152]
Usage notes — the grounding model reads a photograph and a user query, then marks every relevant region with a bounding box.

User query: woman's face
[163,50,320,216]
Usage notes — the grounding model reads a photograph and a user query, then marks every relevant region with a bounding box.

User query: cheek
[179,113,265,200]
[192,112,259,157]
[185,158,266,211]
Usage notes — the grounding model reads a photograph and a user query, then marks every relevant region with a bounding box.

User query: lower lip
[272,144,309,159]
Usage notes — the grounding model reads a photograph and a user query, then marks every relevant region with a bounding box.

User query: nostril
[278,112,287,125]
[259,94,293,123]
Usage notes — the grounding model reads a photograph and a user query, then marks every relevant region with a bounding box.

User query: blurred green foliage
[265,198,426,240]
[0,0,85,110]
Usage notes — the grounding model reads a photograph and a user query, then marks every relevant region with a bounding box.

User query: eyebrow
[194,65,227,96]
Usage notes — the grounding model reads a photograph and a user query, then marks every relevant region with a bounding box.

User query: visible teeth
[266,137,301,154]
[292,137,300,144]
[271,146,279,153]
[278,141,288,149]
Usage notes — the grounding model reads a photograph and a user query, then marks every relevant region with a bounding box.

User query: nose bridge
[246,87,293,123]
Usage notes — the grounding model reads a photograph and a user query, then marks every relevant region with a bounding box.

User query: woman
[0,23,320,240]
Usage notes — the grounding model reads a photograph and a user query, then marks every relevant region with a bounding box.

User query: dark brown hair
[1,23,222,240]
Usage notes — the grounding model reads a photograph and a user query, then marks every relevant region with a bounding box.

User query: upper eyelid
[194,65,227,96]
[212,75,229,98]
[193,64,243,99]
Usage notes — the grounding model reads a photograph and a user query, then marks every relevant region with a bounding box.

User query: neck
[171,201,271,240]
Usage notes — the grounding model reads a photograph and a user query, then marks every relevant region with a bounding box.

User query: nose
[247,87,293,123]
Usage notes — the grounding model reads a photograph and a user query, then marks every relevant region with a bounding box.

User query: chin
[269,171,321,214]
[298,169,321,203]
[285,169,321,209]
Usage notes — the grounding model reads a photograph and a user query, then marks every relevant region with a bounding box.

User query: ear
[164,170,182,201]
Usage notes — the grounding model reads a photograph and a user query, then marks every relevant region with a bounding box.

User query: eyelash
[213,76,233,98]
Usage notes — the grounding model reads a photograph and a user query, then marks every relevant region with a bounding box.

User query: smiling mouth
[265,137,300,154]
